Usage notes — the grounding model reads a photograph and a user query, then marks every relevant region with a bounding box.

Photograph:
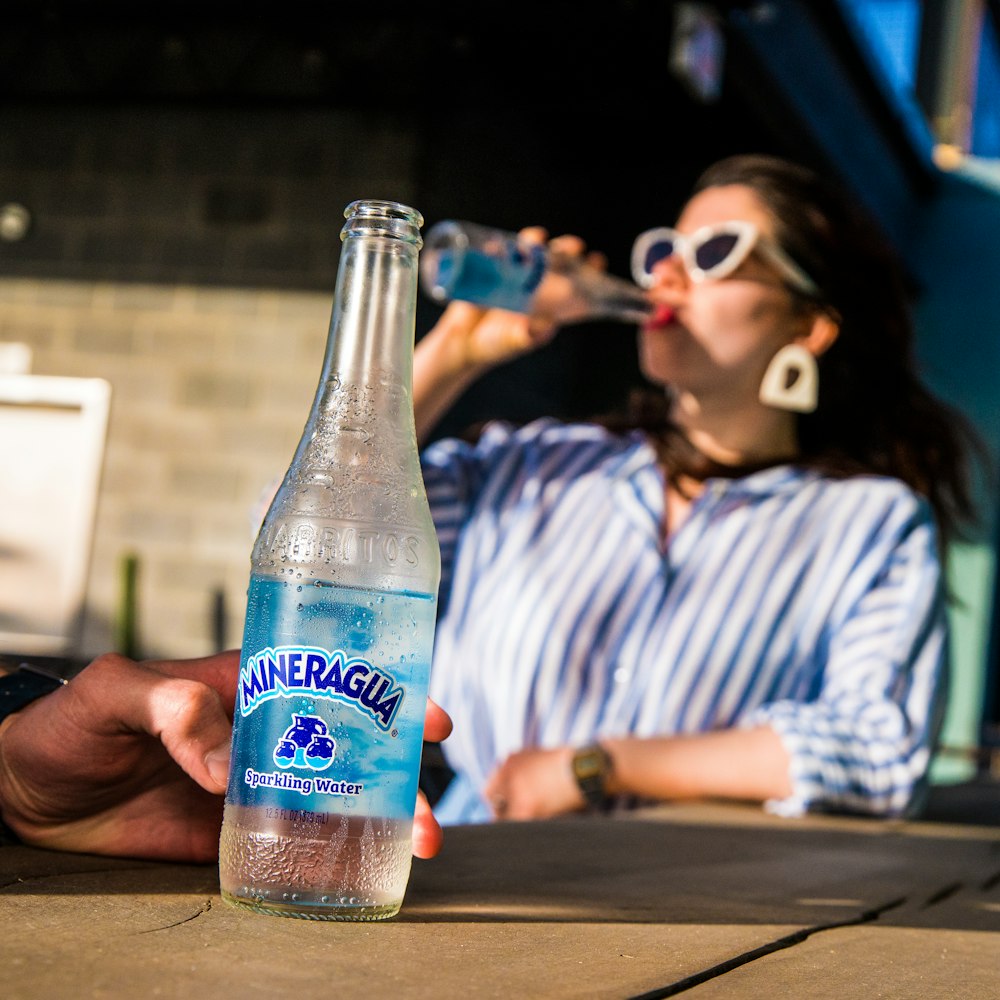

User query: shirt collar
[704,463,817,497]
[618,431,813,493]
[614,434,819,533]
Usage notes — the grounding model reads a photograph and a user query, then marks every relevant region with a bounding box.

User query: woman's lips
[644,303,677,329]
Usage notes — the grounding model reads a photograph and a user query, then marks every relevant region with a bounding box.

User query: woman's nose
[650,252,689,292]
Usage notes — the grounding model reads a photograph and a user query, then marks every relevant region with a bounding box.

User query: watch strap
[0,663,67,723]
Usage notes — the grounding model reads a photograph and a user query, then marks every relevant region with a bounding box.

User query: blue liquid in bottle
[429,240,546,313]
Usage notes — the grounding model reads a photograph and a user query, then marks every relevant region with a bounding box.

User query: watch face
[572,744,611,806]
[574,750,605,779]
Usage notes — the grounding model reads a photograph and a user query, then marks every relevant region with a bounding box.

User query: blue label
[225,576,436,820]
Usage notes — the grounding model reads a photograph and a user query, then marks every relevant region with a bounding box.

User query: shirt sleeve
[742,495,949,819]
[420,420,521,613]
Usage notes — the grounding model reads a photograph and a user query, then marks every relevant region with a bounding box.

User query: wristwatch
[571,743,613,809]
[0,662,67,724]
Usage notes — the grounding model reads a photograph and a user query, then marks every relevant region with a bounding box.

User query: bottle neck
[551,257,654,325]
[322,230,419,390]
[254,200,439,590]
[292,202,424,479]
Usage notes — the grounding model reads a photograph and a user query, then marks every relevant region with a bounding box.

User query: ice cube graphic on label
[273,714,336,771]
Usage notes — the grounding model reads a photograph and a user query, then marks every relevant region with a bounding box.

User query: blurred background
[1,0,998,783]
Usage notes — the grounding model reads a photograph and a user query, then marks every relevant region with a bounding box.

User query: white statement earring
[759,343,819,413]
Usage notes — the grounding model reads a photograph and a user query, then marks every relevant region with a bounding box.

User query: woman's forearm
[602,726,794,804]
[413,325,484,446]
[413,300,552,444]
[413,307,492,444]
[484,726,795,821]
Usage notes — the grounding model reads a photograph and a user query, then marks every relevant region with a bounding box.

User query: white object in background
[0,343,32,375]
[0,374,112,657]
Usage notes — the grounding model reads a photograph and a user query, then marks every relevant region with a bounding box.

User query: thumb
[144,676,234,794]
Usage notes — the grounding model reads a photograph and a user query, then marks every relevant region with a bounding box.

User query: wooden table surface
[2,797,998,999]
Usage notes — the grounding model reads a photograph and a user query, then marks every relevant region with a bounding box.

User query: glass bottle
[219,199,440,921]
[419,219,653,325]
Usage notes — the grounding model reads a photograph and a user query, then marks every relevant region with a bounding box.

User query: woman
[414,154,978,825]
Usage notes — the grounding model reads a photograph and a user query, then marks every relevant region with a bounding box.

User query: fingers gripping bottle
[219,200,440,921]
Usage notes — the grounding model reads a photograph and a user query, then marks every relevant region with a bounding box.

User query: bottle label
[226,575,436,819]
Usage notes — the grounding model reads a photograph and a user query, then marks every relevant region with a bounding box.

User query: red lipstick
[645,303,676,328]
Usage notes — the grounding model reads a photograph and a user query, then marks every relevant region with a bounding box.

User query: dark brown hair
[614,154,982,549]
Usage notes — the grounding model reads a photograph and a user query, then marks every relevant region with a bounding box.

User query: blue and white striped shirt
[421,418,948,824]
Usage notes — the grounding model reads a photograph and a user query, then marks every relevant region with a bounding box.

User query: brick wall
[1,275,333,659]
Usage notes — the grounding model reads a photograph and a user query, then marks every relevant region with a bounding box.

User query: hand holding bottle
[0,651,452,864]
[413,227,643,442]
[420,219,652,327]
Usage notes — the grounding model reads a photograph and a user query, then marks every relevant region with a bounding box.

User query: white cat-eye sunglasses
[631,220,819,297]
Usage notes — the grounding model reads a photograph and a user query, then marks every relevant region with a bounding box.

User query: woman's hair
[614,153,982,549]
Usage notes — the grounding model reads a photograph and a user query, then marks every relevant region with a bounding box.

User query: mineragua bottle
[219,199,440,921]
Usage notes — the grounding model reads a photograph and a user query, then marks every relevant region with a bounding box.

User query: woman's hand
[434,299,557,372]
[0,651,452,863]
[433,230,597,368]
[413,228,593,443]
[482,746,585,821]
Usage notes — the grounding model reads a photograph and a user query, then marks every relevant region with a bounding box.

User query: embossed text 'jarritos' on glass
[419,219,653,325]
[219,200,441,921]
